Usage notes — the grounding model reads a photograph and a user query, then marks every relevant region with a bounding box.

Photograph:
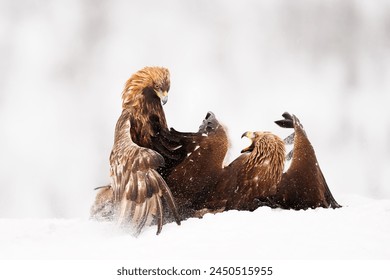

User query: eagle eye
[154,84,160,90]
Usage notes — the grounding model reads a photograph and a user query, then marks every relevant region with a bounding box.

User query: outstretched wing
[274,112,341,209]
[151,112,229,220]
[110,110,180,235]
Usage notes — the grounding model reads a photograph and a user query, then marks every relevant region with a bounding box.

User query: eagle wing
[274,112,341,209]
[202,154,246,212]
[151,112,229,219]
[110,109,180,235]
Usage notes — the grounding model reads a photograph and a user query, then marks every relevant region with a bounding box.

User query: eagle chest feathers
[129,105,167,149]
[122,67,170,149]
[247,140,284,185]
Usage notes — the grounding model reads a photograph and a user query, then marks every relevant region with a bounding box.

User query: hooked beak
[241,131,255,139]
[241,131,255,153]
[157,90,168,105]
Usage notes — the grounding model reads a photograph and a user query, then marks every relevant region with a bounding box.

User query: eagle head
[241,131,275,153]
[241,131,285,160]
[241,131,286,183]
[122,66,171,108]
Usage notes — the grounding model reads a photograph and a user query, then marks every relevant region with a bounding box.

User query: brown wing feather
[110,109,180,235]
[274,113,341,209]
[92,67,182,235]
[163,112,229,220]
[204,155,244,212]
[225,160,279,211]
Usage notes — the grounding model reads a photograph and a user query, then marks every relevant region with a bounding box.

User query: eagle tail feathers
[114,169,181,236]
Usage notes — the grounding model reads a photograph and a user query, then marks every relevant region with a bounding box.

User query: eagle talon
[198,111,219,134]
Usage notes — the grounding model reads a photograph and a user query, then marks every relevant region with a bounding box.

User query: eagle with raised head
[90,67,181,235]
[91,66,229,234]
[122,66,170,149]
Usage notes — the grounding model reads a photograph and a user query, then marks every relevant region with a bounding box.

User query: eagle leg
[275,112,294,128]
[274,111,341,209]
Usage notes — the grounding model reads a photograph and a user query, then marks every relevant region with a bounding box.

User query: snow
[1,195,389,260]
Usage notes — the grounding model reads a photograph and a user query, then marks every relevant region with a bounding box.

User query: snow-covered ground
[1,195,389,260]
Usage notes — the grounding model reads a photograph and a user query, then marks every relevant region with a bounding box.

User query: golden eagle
[91,66,228,234]
[90,66,181,235]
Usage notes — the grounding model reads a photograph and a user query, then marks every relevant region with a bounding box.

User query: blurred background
[0,0,389,219]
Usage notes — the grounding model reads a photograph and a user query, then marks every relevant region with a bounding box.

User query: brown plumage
[91,66,340,234]
[91,66,229,234]
[164,112,229,219]
[109,109,180,235]
[91,67,179,235]
[122,66,170,149]
[273,112,341,210]
[204,112,340,214]
[205,131,285,212]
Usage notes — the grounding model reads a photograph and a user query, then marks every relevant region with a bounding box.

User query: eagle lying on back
[204,112,340,213]
[90,66,340,236]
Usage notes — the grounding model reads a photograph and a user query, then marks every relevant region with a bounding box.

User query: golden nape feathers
[122,66,170,109]
[241,131,285,186]
[120,67,170,150]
